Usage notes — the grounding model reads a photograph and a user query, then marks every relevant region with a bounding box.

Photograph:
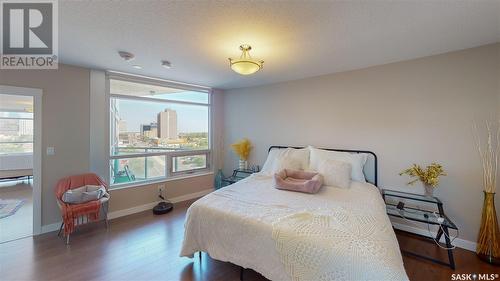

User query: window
[172,154,207,173]
[108,75,211,187]
[0,95,33,155]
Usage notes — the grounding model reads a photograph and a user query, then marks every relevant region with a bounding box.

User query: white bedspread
[180,174,408,281]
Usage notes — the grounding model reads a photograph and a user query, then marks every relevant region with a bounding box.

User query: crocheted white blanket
[180,174,408,281]
[272,209,408,281]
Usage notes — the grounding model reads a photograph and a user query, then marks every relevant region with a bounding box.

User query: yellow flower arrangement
[231,138,252,160]
[399,163,446,188]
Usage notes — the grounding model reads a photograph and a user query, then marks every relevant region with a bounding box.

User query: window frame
[106,72,212,189]
[171,152,210,175]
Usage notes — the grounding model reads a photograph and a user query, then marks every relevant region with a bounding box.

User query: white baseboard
[40,188,213,234]
[392,222,476,252]
[41,221,62,234]
[168,188,213,204]
[107,201,159,220]
[107,188,213,220]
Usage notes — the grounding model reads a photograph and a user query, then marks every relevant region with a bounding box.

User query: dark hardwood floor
[1,199,498,281]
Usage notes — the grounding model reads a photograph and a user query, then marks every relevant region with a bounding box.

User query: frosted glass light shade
[229,59,263,75]
[228,45,264,75]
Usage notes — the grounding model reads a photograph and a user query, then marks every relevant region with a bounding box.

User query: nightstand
[382,189,458,269]
[220,169,256,187]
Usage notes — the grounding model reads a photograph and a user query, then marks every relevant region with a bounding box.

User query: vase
[423,184,434,197]
[238,159,248,170]
[214,169,224,190]
[477,191,500,265]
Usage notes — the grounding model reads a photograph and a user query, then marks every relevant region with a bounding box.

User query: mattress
[180,173,408,281]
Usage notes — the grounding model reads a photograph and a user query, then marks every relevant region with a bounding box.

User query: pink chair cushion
[274,169,323,194]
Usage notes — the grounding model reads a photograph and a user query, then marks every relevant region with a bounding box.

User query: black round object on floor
[153,201,173,215]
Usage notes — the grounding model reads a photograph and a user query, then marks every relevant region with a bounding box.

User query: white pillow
[318,159,351,188]
[272,155,303,173]
[261,147,309,174]
[62,185,106,204]
[261,148,281,173]
[82,185,107,202]
[309,146,368,182]
[85,185,104,192]
[61,186,87,204]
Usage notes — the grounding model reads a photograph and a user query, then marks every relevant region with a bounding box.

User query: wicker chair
[55,173,110,244]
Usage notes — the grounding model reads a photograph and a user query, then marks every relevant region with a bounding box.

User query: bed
[180,146,408,281]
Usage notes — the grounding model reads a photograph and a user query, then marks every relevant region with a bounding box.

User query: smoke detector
[161,60,172,69]
[118,51,135,62]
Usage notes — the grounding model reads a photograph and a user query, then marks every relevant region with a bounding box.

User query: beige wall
[109,174,213,212]
[212,89,225,170]
[224,43,500,242]
[0,65,218,227]
[0,65,91,226]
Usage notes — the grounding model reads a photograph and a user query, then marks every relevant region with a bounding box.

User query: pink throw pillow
[274,169,323,194]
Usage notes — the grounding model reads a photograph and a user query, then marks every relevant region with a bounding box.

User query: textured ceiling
[59,1,500,89]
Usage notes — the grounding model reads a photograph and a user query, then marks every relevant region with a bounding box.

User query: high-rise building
[110,99,121,149]
[18,119,33,136]
[140,123,158,138]
[0,119,33,136]
[157,109,178,140]
[118,120,127,132]
[0,119,19,136]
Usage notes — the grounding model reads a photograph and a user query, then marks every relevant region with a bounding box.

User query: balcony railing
[110,146,210,186]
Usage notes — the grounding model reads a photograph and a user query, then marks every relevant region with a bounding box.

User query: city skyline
[116,98,208,134]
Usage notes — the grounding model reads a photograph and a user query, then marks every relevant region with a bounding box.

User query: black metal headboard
[268,145,378,187]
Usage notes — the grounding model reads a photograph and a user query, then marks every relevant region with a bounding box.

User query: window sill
[109,171,214,191]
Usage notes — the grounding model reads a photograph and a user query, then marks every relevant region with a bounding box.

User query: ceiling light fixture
[118,51,135,62]
[228,44,264,75]
[161,60,172,69]
[132,65,142,69]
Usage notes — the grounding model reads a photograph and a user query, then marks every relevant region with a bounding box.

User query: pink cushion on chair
[274,169,323,194]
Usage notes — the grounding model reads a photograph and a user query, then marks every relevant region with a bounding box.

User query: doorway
[0,86,42,243]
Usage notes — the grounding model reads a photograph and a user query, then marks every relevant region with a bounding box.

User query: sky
[116,91,209,133]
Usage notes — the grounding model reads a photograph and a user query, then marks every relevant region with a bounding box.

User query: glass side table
[218,169,257,189]
[382,189,458,269]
